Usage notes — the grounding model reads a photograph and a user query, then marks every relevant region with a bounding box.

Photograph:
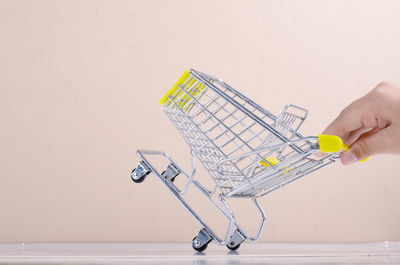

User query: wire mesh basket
[160,70,339,198]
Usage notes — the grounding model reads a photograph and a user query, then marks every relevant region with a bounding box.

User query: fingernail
[341,151,358,165]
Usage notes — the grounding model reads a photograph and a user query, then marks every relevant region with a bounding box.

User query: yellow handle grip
[318,135,369,162]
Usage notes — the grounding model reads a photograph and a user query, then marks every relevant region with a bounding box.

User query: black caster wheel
[227,243,241,251]
[192,237,209,252]
[161,170,176,182]
[131,168,147,183]
[226,229,245,251]
[131,162,151,183]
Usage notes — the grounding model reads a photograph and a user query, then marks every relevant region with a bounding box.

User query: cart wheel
[131,168,146,183]
[192,237,209,252]
[227,242,241,251]
[226,229,245,251]
[192,228,213,252]
[161,170,176,182]
[131,161,151,183]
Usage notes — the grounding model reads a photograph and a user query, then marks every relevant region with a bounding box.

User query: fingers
[340,126,395,165]
[322,95,390,146]
[322,99,369,141]
[343,127,373,146]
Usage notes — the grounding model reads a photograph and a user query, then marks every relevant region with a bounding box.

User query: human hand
[322,82,400,165]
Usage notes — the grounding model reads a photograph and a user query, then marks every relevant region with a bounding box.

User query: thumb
[341,127,393,165]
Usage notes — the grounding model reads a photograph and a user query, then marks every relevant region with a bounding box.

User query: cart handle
[318,135,370,161]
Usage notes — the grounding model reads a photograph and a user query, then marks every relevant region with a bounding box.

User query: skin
[322,82,400,165]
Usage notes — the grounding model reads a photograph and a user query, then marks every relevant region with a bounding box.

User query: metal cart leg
[219,195,267,248]
[133,150,240,251]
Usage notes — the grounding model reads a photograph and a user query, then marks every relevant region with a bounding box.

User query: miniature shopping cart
[131,69,349,252]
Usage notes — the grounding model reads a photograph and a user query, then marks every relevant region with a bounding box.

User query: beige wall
[1,0,400,243]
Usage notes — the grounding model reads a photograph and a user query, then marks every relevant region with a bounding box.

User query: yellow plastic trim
[318,135,344,153]
[159,70,191,105]
[260,157,280,167]
[319,135,369,162]
[342,143,350,152]
[260,157,292,173]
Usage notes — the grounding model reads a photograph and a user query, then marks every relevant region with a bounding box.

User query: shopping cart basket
[131,69,351,252]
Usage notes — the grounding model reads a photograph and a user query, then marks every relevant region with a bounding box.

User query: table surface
[1,242,400,265]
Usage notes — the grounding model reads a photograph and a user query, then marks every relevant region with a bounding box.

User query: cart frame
[131,69,342,251]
